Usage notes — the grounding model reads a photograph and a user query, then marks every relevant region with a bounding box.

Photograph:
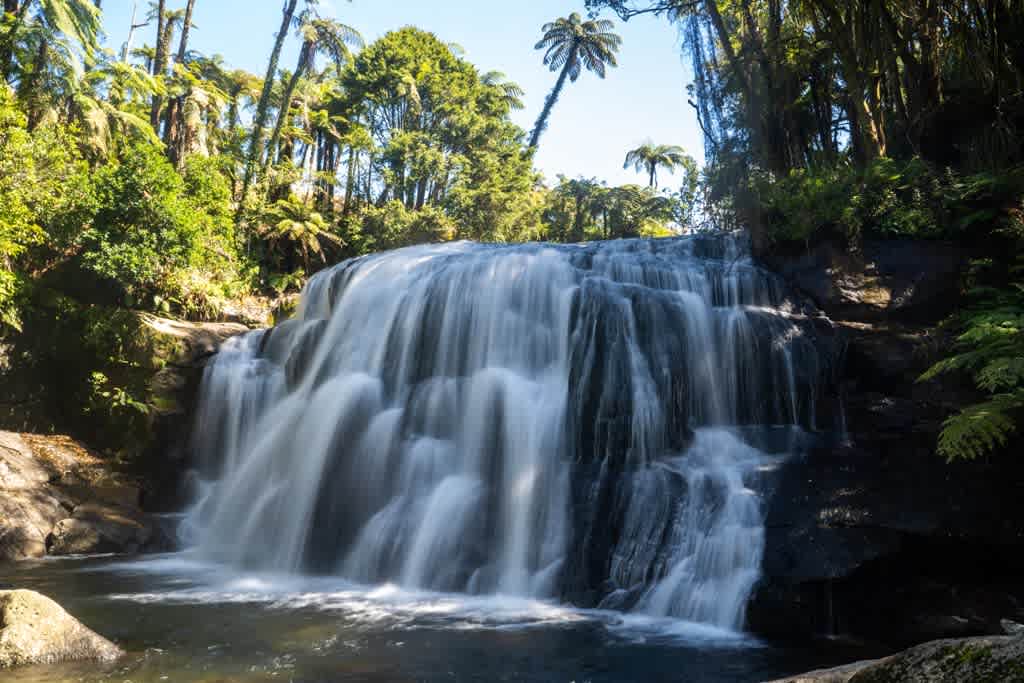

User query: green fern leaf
[977,356,1024,392]
[937,392,1024,461]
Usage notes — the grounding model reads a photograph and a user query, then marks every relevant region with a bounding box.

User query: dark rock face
[761,239,966,323]
[750,239,1024,647]
[138,315,249,511]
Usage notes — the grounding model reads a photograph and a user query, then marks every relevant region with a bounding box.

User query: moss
[954,643,993,665]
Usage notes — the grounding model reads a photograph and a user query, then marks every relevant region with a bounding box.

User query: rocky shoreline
[769,627,1024,682]
[0,430,166,562]
[1,314,248,563]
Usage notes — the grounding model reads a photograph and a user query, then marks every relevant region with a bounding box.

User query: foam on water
[94,554,758,645]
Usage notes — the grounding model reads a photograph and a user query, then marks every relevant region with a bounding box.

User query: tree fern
[921,281,1024,461]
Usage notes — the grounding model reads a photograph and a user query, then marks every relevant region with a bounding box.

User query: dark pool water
[1,555,869,682]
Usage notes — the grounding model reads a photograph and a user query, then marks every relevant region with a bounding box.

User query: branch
[585,0,701,21]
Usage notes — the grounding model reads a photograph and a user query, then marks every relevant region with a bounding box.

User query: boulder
[0,589,122,669]
[1,431,155,562]
[768,634,1024,682]
[1,433,71,561]
[138,315,250,510]
[767,660,880,683]
[47,503,152,556]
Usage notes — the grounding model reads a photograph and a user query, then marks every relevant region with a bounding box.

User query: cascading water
[183,235,837,631]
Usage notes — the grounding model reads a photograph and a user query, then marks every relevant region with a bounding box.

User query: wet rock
[1,433,70,561]
[139,314,249,511]
[769,635,1024,683]
[0,589,122,668]
[749,238,1024,645]
[767,659,880,683]
[1002,619,1024,636]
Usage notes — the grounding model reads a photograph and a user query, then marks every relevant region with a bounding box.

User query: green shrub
[1,85,94,332]
[921,275,1024,461]
[359,201,457,252]
[78,144,246,314]
[759,158,1024,246]
[756,166,854,243]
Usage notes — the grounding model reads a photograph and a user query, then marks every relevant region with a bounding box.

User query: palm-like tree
[481,70,525,113]
[1,0,100,80]
[529,12,620,149]
[239,0,300,214]
[623,143,689,188]
[555,176,602,241]
[258,196,343,271]
[263,14,362,174]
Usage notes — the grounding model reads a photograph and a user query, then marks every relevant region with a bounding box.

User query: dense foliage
[0,2,698,452]
[920,278,1024,461]
[586,0,1024,461]
[12,0,1018,463]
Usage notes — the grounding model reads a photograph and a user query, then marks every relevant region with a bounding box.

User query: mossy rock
[771,635,1024,682]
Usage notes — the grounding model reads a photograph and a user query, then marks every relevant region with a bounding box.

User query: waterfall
[183,235,837,631]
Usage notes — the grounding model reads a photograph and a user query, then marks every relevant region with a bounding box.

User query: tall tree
[1,0,101,81]
[120,2,149,62]
[162,0,197,164]
[238,0,299,214]
[529,12,621,149]
[623,142,690,188]
[263,13,362,176]
[146,0,164,126]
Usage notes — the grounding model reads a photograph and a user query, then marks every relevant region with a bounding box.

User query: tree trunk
[573,196,584,242]
[164,0,197,166]
[149,0,171,131]
[529,51,575,149]
[263,44,308,177]
[239,0,299,216]
[325,142,338,215]
[342,146,356,217]
[415,178,427,210]
[121,2,142,62]
[809,0,885,163]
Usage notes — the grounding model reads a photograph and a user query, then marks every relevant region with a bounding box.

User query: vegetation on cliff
[0,2,698,453]
[589,0,1024,461]
[3,0,1023,462]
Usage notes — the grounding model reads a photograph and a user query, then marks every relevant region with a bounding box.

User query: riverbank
[0,431,157,561]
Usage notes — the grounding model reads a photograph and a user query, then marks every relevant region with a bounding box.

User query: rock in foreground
[768,634,1024,682]
[0,590,122,669]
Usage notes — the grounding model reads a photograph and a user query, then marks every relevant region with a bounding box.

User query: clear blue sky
[98,0,704,187]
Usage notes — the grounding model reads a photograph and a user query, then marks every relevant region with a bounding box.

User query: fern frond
[977,356,1024,392]
[919,339,1018,381]
[937,391,1024,461]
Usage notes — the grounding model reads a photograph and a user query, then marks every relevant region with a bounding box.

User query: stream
[0,554,872,682]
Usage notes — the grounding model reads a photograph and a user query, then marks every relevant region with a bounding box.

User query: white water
[183,236,833,631]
